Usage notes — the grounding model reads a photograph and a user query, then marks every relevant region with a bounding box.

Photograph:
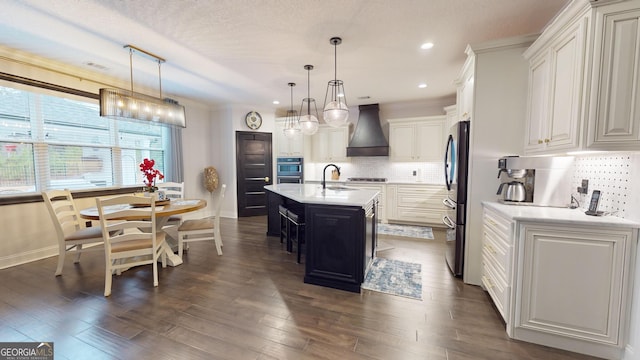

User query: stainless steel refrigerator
[443,120,470,278]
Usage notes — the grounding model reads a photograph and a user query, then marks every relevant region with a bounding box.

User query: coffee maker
[497,156,574,207]
[497,156,534,203]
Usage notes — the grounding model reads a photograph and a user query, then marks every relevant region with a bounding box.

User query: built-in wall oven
[276,157,303,184]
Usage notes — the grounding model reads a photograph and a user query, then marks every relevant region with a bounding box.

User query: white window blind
[0,83,167,195]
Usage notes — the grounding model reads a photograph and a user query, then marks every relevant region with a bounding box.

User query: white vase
[143,191,159,200]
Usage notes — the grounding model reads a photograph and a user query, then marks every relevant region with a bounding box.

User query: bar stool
[286,209,305,264]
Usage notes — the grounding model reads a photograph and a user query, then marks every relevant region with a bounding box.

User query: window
[0,83,168,195]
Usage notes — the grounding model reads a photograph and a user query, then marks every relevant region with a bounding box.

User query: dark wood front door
[236,131,272,217]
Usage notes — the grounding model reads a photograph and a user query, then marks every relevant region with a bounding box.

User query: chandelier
[323,37,349,127]
[299,65,319,135]
[99,45,186,127]
[283,82,300,138]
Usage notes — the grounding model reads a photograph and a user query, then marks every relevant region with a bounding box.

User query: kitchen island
[264,184,379,293]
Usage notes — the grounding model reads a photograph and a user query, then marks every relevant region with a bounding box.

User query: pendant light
[299,65,320,135]
[100,45,186,127]
[283,82,300,138]
[323,37,349,127]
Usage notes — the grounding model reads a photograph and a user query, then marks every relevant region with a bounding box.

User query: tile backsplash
[571,153,637,220]
[303,152,640,223]
[305,157,444,184]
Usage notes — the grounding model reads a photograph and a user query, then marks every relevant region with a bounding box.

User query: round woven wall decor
[203,166,219,192]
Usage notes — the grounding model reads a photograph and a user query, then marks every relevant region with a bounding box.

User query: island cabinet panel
[304,204,365,293]
[266,190,284,236]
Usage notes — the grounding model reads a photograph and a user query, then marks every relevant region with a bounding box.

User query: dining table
[79,198,207,266]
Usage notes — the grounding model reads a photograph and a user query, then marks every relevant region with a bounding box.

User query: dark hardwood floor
[0,216,601,360]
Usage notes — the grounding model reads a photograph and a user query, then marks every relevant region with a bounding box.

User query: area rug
[361,258,422,300]
[377,223,434,240]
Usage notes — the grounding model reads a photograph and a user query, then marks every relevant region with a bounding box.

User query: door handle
[264,176,270,182]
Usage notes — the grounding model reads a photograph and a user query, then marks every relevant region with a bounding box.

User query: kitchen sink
[325,186,357,191]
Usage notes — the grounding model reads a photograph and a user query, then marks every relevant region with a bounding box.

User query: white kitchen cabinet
[587,3,640,150]
[481,202,638,360]
[524,0,640,154]
[388,116,445,162]
[311,125,350,162]
[345,183,386,223]
[514,223,634,357]
[444,104,457,131]
[524,14,587,154]
[274,119,305,157]
[456,54,474,121]
[481,207,514,323]
[386,184,446,226]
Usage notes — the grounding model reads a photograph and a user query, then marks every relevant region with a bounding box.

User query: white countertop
[265,184,379,207]
[483,201,640,228]
[304,179,444,186]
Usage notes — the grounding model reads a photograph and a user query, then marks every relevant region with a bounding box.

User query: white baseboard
[0,245,57,270]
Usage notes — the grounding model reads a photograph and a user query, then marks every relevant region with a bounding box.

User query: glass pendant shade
[323,80,349,127]
[283,82,300,138]
[323,37,349,128]
[299,65,319,135]
[299,98,319,135]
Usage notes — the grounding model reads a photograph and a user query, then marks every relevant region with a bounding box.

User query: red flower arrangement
[139,158,164,192]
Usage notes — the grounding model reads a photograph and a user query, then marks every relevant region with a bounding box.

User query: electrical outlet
[577,179,589,194]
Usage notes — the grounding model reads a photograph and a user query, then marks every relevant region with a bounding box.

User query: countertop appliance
[276,157,303,184]
[497,156,574,207]
[497,181,526,202]
[443,120,470,278]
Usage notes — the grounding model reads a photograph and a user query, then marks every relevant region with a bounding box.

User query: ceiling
[0,0,569,113]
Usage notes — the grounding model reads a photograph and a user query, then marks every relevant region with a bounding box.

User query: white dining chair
[177,184,226,257]
[96,194,167,297]
[43,189,106,276]
[156,181,184,225]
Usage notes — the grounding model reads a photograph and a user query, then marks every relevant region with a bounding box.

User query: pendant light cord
[307,67,311,114]
[158,60,163,99]
[333,42,337,101]
[129,48,134,95]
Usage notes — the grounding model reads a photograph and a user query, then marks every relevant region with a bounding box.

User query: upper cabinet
[311,125,350,162]
[444,104,457,131]
[456,57,475,122]
[587,2,640,149]
[524,0,640,154]
[388,116,445,162]
[274,119,305,157]
[524,14,588,154]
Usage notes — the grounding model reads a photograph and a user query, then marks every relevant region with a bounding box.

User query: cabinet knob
[538,139,543,144]
[544,138,550,143]
[264,176,270,183]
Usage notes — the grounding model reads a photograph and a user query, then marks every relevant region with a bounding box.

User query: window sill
[0,186,143,206]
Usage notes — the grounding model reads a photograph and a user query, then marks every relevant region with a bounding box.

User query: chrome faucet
[321,164,341,190]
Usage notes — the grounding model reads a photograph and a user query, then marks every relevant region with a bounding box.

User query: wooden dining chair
[156,181,184,225]
[96,195,167,297]
[43,189,106,276]
[177,184,226,257]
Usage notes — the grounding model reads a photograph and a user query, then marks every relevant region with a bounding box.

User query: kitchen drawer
[396,185,446,209]
[395,207,442,225]
[482,259,510,322]
[483,208,513,244]
[482,227,511,281]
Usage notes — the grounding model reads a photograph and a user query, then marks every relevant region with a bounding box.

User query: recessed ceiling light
[418,83,427,88]
[273,100,280,105]
[420,42,434,50]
